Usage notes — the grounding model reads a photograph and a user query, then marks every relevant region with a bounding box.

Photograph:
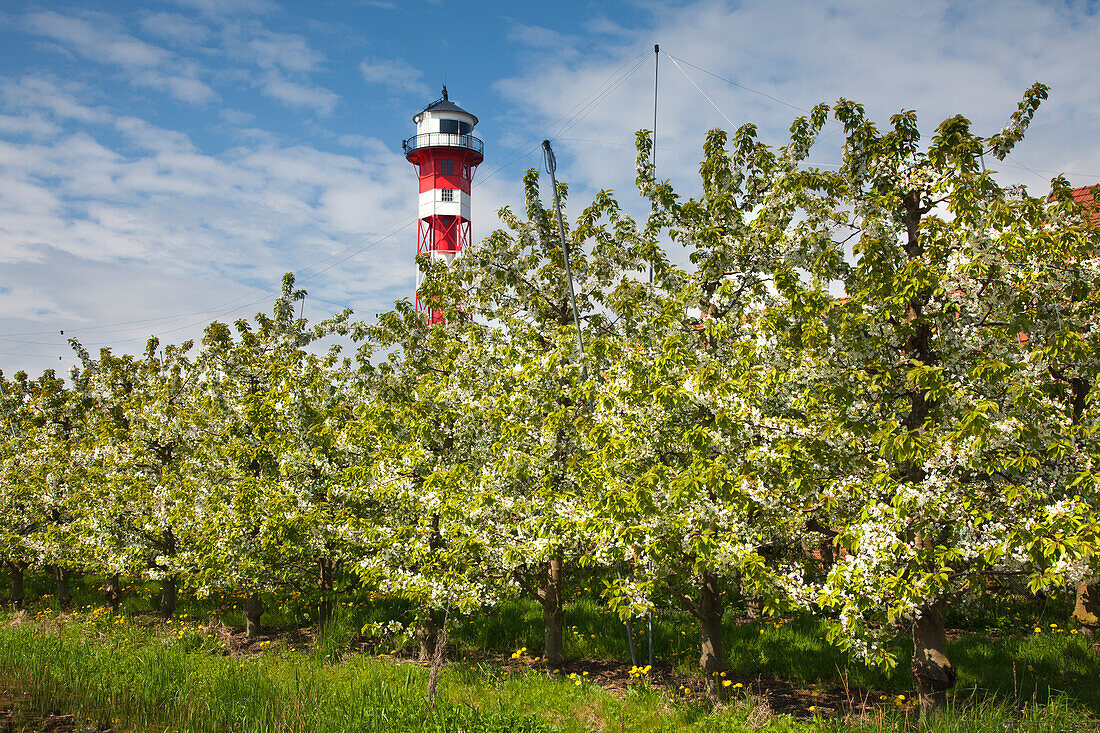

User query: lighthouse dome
[412,86,478,134]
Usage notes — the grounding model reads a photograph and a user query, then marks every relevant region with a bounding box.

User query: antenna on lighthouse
[403,87,483,323]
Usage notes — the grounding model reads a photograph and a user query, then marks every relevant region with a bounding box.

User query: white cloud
[169,0,278,17]
[497,0,1100,215]
[22,11,217,105]
[219,108,255,126]
[247,29,324,73]
[0,76,111,125]
[214,22,338,116]
[132,68,218,104]
[0,112,60,139]
[139,12,212,45]
[7,0,1100,380]
[24,11,167,67]
[0,90,419,375]
[506,22,580,58]
[359,57,431,97]
[260,71,338,116]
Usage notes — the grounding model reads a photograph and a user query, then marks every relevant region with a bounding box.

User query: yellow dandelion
[808,706,816,712]
[722,680,732,687]
[733,683,743,689]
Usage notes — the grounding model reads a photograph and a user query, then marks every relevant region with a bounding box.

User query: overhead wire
[553,53,650,138]
[1004,154,1051,183]
[667,52,1092,184]
[998,160,1100,180]
[477,49,649,186]
[665,52,812,116]
[665,54,738,131]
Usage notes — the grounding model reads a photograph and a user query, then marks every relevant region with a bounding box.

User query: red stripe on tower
[403,86,484,323]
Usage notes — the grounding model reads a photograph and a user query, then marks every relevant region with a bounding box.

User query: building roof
[417,86,478,125]
[1070,185,1100,225]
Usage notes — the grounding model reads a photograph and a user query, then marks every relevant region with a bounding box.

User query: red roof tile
[1070,185,1100,225]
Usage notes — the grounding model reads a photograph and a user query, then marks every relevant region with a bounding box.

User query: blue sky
[2,0,1099,375]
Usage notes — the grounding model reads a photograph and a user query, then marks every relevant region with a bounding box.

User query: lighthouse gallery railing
[403,132,483,155]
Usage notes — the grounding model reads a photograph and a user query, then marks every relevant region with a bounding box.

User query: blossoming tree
[752,85,1100,708]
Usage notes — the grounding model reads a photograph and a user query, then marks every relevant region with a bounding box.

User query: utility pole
[542,139,586,376]
[647,42,659,671]
[543,138,640,665]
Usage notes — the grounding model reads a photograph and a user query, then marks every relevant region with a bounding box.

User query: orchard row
[3,87,1099,710]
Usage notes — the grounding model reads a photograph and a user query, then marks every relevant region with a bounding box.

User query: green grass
[1,607,1097,733]
[0,614,558,733]
[0,611,798,733]
[2,572,1098,732]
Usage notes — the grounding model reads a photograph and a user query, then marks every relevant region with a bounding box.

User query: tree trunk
[8,562,25,610]
[538,554,565,665]
[426,610,449,711]
[105,573,121,612]
[245,591,263,638]
[698,570,725,694]
[416,611,438,662]
[159,575,177,619]
[1073,577,1100,646]
[158,529,177,619]
[318,556,335,628]
[911,600,957,713]
[55,566,73,610]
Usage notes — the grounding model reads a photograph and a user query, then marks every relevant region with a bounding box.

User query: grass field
[1,573,1097,732]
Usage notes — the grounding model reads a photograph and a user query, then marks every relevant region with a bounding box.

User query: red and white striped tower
[403,86,483,322]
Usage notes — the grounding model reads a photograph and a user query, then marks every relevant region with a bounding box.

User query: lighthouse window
[440,159,454,175]
[441,188,454,202]
[462,163,470,179]
[438,119,472,135]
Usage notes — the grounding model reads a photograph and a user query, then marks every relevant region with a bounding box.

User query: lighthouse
[403,86,483,321]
